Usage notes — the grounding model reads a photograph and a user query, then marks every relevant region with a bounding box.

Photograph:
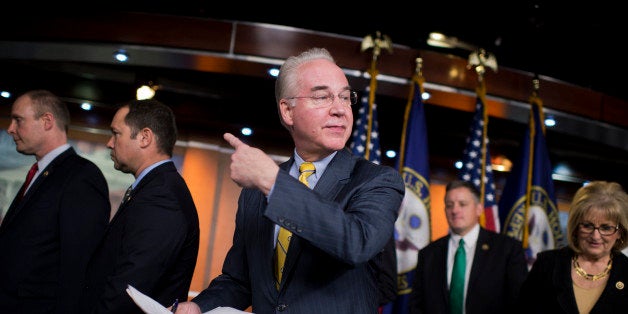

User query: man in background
[409,180,528,314]
[0,89,110,313]
[80,99,200,313]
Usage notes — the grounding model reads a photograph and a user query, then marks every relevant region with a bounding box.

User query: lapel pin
[616,281,624,290]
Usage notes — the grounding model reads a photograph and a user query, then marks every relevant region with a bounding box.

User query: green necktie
[275,162,315,289]
[450,238,466,314]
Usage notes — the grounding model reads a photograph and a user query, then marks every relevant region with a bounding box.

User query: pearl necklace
[572,255,612,281]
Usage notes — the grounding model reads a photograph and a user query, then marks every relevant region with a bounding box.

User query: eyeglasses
[286,90,358,108]
[579,222,619,236]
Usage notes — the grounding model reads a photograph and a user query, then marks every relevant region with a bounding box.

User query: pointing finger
[223,132,244,149]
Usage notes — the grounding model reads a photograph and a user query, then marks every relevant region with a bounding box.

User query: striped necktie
[450,238,466,314]
[275,162,315,289]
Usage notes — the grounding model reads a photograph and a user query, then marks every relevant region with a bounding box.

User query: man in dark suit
[409,180,528,314]
[80,99,200,313]
[0,89,110,313]
[175,47,405,313]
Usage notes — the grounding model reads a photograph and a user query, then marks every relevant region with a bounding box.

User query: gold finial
[531,76,540,98]
[533,76,540,91]
[361,31,393,63]
[468,48,498,82]
[415,57,423,77]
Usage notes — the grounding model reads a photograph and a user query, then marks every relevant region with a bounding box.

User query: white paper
[126,285,171,314]
[126,285,251,314]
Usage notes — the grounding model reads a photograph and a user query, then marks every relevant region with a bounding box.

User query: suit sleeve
[58,160,110,313]
[266,164,404,265]
[93,188,190,313]
[408,249,427,314]
[515,251,555,314]
[504,238,528,308]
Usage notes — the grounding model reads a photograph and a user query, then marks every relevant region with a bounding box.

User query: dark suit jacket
[409,227,528,314]
[80,161,200,314]
[516,246,628,313]
[192,148,405,313]
[0,147,110,314]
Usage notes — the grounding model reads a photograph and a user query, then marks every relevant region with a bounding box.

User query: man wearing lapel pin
[175,47,405,314]
[0,89,110,314]
[409,180,528,314]
[80,99,200,313]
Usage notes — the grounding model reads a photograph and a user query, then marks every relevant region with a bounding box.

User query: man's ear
[138,127,153,148]
[475,202,484,217]
[40,112,55,130]
[279,99,294,126]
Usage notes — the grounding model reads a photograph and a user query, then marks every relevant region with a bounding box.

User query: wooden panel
[1,11,626,128]
[601,94,628,128]
[539,79,604,119]
[1,12,234,53]
[233,23,371,70]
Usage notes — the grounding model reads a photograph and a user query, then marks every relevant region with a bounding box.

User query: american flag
[459,94,500,232]
[350,87,381,164]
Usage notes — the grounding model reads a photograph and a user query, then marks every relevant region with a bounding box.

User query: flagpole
[468,48,497,228]
[522,78,544,249]
[361,31,392,161]
[398,58,424,171]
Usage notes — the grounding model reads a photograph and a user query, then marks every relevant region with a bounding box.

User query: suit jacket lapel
[556,248,578,312]
[439,236,451,299]
[268,160,294,293]
[467,228,489,291]
[1,148,75,230]
[108,161,174,225]
[278,150,354,291]
[312,149,353,199]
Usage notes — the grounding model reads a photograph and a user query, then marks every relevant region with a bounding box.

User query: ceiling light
[80,102,93,111]
[240,127,252,136]
[136,85,155,100]
[114,49,129,62]
[268,68,280,77]
[544,114,556,127]
[491,155,512,172]
[427,32,476,51]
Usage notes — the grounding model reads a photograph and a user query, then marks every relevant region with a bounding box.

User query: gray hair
[274,48,336,128]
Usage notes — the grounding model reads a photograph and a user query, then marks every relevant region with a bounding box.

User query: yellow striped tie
[275,162,315,289]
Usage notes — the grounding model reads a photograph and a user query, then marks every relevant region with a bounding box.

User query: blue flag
[350,86,381,164]
[459,88,500,232]
[381,75,431,314]
[498,94,565,268]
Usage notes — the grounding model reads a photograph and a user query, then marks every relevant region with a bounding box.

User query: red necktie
[17,163,38,201]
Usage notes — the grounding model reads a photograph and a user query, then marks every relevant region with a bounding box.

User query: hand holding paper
[126,285,251,314]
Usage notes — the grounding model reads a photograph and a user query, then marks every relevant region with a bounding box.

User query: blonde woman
[517,181,628,313]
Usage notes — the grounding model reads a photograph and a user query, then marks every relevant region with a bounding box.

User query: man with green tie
[409,180,528,314]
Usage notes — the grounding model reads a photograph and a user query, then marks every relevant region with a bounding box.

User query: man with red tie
[0,89,110,313]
